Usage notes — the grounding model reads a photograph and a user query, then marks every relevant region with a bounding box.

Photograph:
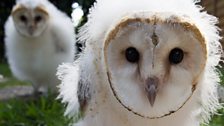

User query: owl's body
[58,0,222,126]
[5,0,75,93]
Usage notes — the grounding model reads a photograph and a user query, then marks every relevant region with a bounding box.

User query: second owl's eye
[20,15,27,22]
[125,47,140,63]
[35,15,42,22]
[169,48,184,64]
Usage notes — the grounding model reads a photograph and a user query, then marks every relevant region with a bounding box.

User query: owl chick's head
[11,0,49,37]
[103,12,207,118]
[57,0,221,123]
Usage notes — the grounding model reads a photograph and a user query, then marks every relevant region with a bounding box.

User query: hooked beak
[145,77,159,107]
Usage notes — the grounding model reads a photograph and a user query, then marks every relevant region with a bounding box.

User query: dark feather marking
[77,79,91,112]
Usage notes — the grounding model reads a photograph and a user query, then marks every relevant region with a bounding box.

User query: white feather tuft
[57,48,96,119]
[57,62,80,118]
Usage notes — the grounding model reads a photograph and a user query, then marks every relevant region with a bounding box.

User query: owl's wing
[51,31,65,53]
[49,8,75,54]
[57,62,80,118]
[57,50,94,118]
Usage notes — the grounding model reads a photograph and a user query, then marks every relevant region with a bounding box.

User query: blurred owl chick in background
[58,0,223,126]
[4,0,75,94]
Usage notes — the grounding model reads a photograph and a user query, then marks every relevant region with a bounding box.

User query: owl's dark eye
[20,15,27,22]
[125,47,140,63]
[35,15,42,22]
[169,48,184,64]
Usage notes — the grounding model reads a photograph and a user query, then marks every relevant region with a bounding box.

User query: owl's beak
[28,26,34,35]
[145,77,159,107]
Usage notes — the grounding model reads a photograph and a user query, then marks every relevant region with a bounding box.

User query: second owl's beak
[145,77,159,107]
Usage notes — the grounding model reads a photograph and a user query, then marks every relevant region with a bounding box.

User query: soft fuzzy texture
[5,0,75,92]
[58,0,222,125]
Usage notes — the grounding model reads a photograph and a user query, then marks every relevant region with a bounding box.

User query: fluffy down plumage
[5,0,75,93]
[57,0,222,126]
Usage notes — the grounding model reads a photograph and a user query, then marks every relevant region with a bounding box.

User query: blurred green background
[0,0,223,126]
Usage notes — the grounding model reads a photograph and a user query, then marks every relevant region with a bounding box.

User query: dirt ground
[0,85,33,100]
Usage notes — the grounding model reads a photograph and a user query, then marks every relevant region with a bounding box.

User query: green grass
[219,67,224,86]
[0,63,30,89]
[209,109,224,126]
[0,94,71,126]
[0,63,12,77]
[0,63,71,126]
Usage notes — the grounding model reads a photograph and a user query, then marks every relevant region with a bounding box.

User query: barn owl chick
[5,0,75,93]
[58,0,222,126]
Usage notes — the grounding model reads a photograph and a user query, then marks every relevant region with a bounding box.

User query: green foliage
[209,108,224,126]
[0,63,12,77]
[0,94,71,126]
[0,63,71,126]
[219,67,224,86]
[0,63,30,89]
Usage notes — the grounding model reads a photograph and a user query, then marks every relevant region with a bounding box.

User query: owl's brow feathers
[11,4,49,16]
[11,4,26,15]
[103,14,207,119]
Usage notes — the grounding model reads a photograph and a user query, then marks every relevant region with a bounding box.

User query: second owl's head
[11,0,49,37]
